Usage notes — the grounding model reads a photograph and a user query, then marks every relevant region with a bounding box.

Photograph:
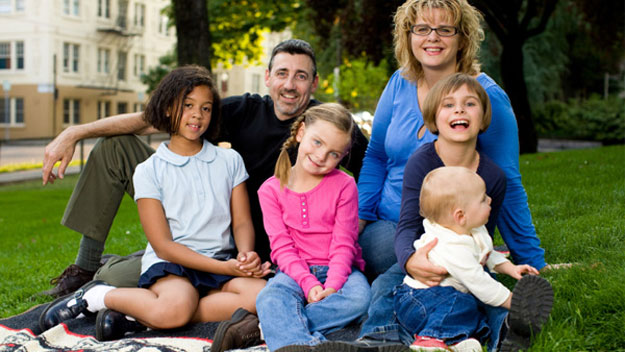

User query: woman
[354,0,546,350]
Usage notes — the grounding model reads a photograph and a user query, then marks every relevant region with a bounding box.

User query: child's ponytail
[275,115,306,188]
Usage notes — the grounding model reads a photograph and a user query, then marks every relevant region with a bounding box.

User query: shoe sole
[211,308,253,352]
[316,341,410,352]
[499,275,553,352]
[38,280,106,331]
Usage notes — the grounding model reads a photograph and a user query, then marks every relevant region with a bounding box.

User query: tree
[470,0,558,153]
[143,0,302,91]
[172,0,212,70]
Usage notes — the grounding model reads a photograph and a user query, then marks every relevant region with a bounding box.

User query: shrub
[534,95,625,144]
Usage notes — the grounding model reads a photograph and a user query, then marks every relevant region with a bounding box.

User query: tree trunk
[173,0,212,72]
[500,39,538,154]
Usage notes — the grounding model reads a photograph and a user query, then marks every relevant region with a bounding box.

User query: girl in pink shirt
[256,103,370,351]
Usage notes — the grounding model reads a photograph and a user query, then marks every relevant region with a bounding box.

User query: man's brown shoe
[212,308,264,352]
[40,264,95,298]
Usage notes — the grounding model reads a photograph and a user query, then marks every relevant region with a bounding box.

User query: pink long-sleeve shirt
[258,169,366,298]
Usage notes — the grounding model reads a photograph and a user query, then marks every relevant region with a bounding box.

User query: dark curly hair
[143,65,221,142]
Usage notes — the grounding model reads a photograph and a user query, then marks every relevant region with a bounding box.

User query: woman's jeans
[256,266,371,351]
[358,220,398,279]
[393,284,490,346]
[358,263,508,352]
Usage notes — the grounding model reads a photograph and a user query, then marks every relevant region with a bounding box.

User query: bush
[534,95,625,144]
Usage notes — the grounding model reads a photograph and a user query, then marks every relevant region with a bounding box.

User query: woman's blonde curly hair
[393,0,485,82]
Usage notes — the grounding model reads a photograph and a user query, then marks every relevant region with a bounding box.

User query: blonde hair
[393,0,484,82]
[275,103,355,188]
[420,166,483,224]
[422,73,491,134]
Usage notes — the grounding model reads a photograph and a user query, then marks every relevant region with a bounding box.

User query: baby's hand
[307,285,324,304]
[511,264,540,280]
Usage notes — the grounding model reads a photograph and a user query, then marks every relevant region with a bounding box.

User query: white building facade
[0,0,176,139]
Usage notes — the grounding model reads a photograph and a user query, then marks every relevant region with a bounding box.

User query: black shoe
[95,309,147,341]
[212,308,263,352]
[39,280,107,331]
[499,275,554,352]
[275,345,315,352]
[40,264,96,298]
[316,339,409,352]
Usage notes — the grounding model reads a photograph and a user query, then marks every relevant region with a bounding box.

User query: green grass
[1,145,624,351]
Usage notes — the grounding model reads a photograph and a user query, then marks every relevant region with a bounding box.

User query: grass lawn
[1,145,624,351]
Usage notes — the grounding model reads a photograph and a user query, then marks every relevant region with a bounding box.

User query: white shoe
[449,338,482,352]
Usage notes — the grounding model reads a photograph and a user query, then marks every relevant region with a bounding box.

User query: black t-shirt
[217,93,368,262]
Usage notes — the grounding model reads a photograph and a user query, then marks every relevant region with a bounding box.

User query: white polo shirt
[133,140,248,274]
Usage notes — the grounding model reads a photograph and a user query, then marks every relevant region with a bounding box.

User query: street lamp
[2,80,10,142]
[1,80,10,166]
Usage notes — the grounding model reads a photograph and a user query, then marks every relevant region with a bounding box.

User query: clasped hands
[307,285,337,304]
[229,251,271,278]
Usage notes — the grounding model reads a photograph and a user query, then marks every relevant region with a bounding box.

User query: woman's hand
[358,219,368,234]
[404,238,448,286]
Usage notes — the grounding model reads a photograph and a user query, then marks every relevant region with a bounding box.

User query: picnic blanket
[0,303,359,351]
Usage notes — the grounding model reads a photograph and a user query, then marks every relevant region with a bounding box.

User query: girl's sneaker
[449,338,482,352]
[499,275,554,352]
[410,336,449,351]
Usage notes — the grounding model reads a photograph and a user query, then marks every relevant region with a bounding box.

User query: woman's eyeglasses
[410,25,458,37]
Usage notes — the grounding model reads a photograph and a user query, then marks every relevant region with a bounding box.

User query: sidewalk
[0,137,603,185]
[0,135,168,185]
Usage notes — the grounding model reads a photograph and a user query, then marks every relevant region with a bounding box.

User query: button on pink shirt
[258,169,365,298]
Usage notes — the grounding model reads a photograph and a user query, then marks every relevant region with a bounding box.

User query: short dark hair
[143,65,221,142]
[268,39,317,77]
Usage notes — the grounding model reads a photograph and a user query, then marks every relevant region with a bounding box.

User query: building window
[158,14,169,36]
[133,54,145,77]
[97,47,110,73]
[63,99,80,125]
[98,0,109,18]
[16,41,23,69]
[0,41,24,70]
[133,103,144,112]
[97,100,110,120]
[0,97,25,126]
[0,0,10,13]
[117,51,127,80]
[117,102,127,114]
[15,0,24,11]
[0,42,10,69]
[63,42,79,73]
[63,0,79,16]
[133,3,144,27]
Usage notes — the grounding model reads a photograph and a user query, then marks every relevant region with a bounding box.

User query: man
[41,39,368,297]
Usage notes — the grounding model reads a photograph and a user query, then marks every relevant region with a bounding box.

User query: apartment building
[0,0,177,139]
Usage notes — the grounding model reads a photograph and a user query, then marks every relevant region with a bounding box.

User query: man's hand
[42,128,78,185]
[405,238,448,286]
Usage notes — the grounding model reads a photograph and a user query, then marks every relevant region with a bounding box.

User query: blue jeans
[358,220,398,279]
[358,263,509,351]
[394,284,490,346]
[256,266,371,351]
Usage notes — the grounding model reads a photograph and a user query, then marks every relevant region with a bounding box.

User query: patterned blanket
[0,303,358,351]
[0,324,269,351]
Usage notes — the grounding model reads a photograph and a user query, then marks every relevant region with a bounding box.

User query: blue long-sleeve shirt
[357,70,546,269]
